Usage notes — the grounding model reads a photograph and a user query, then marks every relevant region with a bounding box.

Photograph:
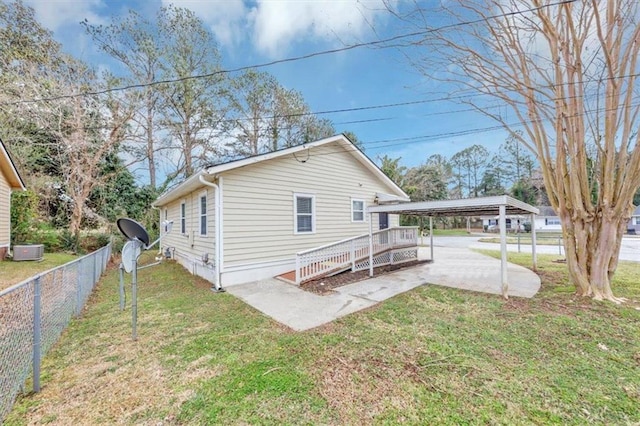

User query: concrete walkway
[225,246,541,331]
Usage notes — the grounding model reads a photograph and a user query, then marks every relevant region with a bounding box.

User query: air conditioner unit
[13,244,44,261]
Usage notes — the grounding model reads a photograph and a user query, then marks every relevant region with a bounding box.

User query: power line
[1,0,576,106]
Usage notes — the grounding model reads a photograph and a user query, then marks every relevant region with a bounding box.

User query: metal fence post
[94,252,99,284]
[33,276,42,393]
[558,236,562,255]
[76,259,83,316]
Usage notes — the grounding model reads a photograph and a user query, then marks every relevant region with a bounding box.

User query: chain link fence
[0,243,112,422]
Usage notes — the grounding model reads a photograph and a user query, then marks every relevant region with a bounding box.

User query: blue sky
[24,0,509,169]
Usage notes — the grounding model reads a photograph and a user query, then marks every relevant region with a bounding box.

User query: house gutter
[199,174,225,292]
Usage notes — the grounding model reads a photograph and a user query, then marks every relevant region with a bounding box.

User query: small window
[180,202,186,234]
[545,218,561,225]
[199,193,207,236]
[352,199,365,222]
[294,193,315,234]
[634,217,640,225]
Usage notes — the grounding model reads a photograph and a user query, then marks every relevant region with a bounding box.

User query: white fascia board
[0,139,26,190]
[152,171,207,207]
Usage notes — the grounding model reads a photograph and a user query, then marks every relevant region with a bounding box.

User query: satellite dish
[121,240,141,273]
[117,218,150,247]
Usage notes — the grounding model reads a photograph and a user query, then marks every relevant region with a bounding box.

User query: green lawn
[4,252,640,425]
[0,253,77,291]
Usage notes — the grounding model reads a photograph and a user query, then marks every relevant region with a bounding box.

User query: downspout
[199,174,225,292]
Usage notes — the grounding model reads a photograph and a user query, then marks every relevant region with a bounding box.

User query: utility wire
[1,0,576,105]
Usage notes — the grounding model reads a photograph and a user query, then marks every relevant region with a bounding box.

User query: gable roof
[154,134,409,207]
[0,137,25,190]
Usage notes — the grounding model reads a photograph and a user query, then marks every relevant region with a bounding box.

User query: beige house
[153,134,409,287]
[0,138,26,260]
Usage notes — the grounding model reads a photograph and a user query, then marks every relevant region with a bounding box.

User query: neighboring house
[533,206,561,231]
[627,205,640,234]
[482,215,526,232]
[153,134,410,287]
[481,205,561,232]
[0,138,26,260]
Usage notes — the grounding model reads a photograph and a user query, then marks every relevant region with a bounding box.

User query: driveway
[431,234,640,262]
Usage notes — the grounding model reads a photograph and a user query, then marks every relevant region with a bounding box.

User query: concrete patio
[225,246,541,331]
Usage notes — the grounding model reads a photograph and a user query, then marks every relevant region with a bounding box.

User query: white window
[180,202,186,234]
[199,193,207,236]
[545,218,561,225]
[634,217,640,225]
[351,199,365,222]
[294,193,315,234]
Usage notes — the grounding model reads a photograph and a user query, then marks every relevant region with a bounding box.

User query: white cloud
[24,0,106,31]
[162,0,249,46]
[163,0,394,57]
[249,0,392,57]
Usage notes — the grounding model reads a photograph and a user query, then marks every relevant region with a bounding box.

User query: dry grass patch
[0,253,77,291]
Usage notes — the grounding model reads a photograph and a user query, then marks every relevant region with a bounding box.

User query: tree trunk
[146,102,156,189]
[561,207,628,303]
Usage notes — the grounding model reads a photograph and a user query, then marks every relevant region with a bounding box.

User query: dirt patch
[300,260,430,295]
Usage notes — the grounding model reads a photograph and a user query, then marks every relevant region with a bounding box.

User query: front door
[379,213,389,230]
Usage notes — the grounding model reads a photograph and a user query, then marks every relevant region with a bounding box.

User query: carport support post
[499,205,508,298]
[530,213,537,270]
[429,216,434,261]
[369,213,374,277]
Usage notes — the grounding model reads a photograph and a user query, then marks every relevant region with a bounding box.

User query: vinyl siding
[0,169,10,246]
[160,187,216,264]
[222,143,399,266]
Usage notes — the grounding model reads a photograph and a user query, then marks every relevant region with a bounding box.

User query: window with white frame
[294,193,315,234]
[634,217,640,225]
[180,202,186,234]
[199,193,207,236]
[351,198,365,222]
[545,218,561,225]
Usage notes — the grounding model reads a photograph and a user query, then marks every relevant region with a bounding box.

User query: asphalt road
[426,234,640,263]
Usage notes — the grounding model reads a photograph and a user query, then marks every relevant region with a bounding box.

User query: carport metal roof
[367,195,539,217]
[366,195,539,299]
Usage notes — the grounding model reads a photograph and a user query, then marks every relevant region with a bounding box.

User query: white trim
[218,176,224,273]
[221,258,295,286]
[198,190,208,236]
[351,198,366,223]
[293,192,316,234]
[180,200,187,235]
[0,138,26,190]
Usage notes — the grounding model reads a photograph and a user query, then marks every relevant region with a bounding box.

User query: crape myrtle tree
[388,0,640,301]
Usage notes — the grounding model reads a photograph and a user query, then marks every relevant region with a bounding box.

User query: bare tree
[158,6,227,180]
[50,64,133,244]
[83,10,166,189]
[388,0,640,301]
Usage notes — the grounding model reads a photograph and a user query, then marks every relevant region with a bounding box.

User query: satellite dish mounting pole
[119,264,125,311]
[132,243,139,341]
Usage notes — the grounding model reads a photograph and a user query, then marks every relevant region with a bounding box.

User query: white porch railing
[295,226,419,284]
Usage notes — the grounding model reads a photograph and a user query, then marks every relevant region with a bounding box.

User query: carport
[367,195,540,298]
